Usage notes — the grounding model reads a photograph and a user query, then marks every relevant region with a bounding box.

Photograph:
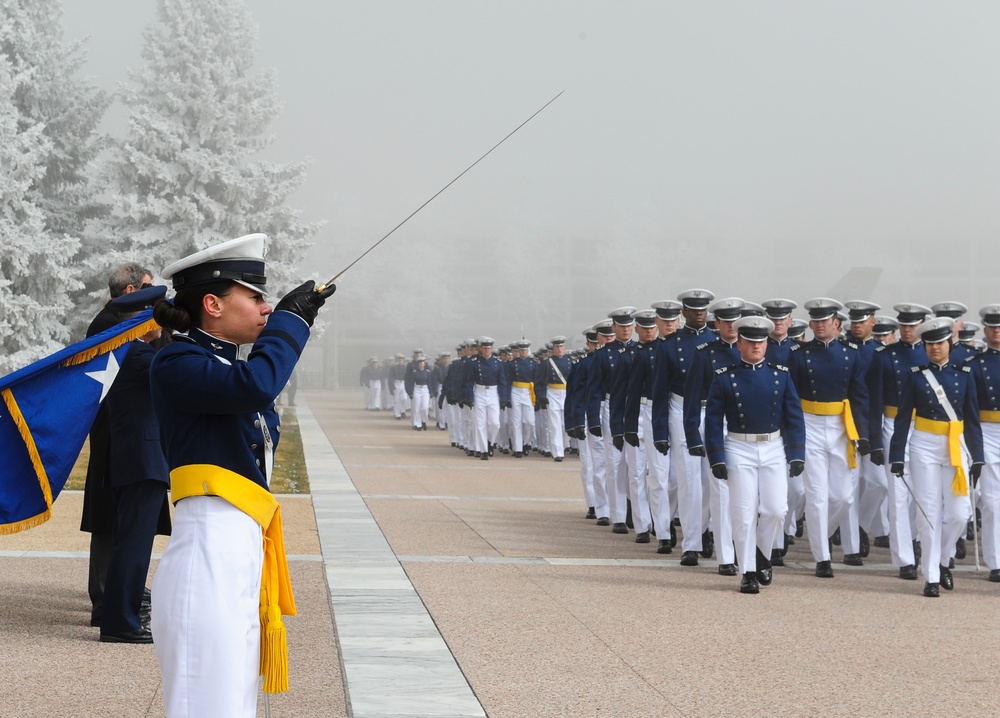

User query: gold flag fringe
[62,318,159,367]
[0,389,54,534]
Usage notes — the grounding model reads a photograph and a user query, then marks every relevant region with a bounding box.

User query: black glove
[569,426,584,440]
[971,462,984,487]
[711,463,728,480]
[537,397,549,410]
[688,445,706,457]
[654,440,670,456]
[458,401,466,409]
[438,394,445,409]
[612,435,624,452]
[500,400,512,410]
[891,462,904,477]
[869,448,885,467]
[789,460,804,477]
[857,438,871,456]
[274,280,336,327]
[589,425,602,438]
[624,432,640,448]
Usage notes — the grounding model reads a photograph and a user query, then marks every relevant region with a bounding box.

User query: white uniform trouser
[701,411,735,565]
[670,394,710,553]
[369,381,382,410]
[473,385,500,453]
[511,386,535,452]
[462,404,475,449]
[436,391,447,428]
[393,380,408,417]
[535,407,549,452]
[980,422,1000,570]
[909,429,973,584]
[884,415,917,567]
[837,463,862,555]
[411,385,430,427]
[726,437,788,576]
[447,402,459,444]
[363,381,371,409]
[578,426,596,509]
[547,388,567,458]
[381,381,392,410]
[858,454,888,537]
[802,412,854,563]
[602,400,629,524]
[783,467,806,538]
[626,413,651,533]
[587,426,609,519]
[153,496,262,718]
[642,402,672,538]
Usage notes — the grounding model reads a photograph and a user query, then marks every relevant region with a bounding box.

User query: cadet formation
[360,292,1000,597]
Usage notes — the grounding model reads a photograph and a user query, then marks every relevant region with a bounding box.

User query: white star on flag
[85,351,121,403]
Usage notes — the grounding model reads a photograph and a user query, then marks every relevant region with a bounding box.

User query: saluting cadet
[588,308,638,534]
[150,234,333,716]
[536,336,573,462]
[844,300,882,560]
[684,297,744,575]
[705,316,806,594]
[566,327,605,520]
[788,298,870,578]
[763,299,798,366]
[868,304,930,580]
[465,337,510,460]
[612,311,657,543]
[506,340,537,457]
[651,289,719,566]
[890,317,984,597]
[968,305,1000,583]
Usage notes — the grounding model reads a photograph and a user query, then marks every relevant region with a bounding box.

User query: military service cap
[893,303,932,326]
[916,317,954,344]
[787,319,808,340]
[594,319,615,336]
[608,307,637,325]
[932,301,968,319]
[733,315,774,342]
[708,297,745,321]
[740,301,766,318]
[979,305,1000,327]
[804,297,843,321]
[677,289,715,310]
[872,316,899,336]
[762,298,797,320]
[651,300,683,320]
[844,300,881,322]
[632,310,658,328]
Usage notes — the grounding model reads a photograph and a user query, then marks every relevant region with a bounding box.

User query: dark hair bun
[153,298,191,333]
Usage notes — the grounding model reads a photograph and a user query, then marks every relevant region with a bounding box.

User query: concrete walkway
[2,389,1000,717]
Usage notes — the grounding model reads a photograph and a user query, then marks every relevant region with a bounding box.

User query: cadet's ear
[202,293,224,319]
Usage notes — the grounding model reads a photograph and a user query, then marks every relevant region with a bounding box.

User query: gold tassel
[0,509,52,535]
[62,318,159,367]
[952,467,969,497]
[261,605,289,693]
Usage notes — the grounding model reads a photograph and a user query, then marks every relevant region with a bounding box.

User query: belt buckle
[756,433,769,442]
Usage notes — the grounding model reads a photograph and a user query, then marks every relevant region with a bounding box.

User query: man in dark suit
[82,262,153,627]
[99,286,172,643]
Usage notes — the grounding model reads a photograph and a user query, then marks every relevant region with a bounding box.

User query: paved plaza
[2,389,999,717]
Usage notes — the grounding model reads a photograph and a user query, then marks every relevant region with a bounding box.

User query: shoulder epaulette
[911,365,922,373]
[875,345,887,353]
[697,342,710,351]
[789,344,801,352]
[961,365,972,373]
[768,363,789,372]
[715,366,729,375]
[844,340,859,350]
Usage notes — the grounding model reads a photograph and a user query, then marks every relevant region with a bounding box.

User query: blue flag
[0,311,158,534]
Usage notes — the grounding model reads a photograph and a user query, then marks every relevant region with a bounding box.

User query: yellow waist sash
[801,399,860,469]
[913,417,968,497]
[980,410,1000,423]
[884,406,916,420]
[171,464,296,693]
[548,383,567,390]
[512,380,536,405]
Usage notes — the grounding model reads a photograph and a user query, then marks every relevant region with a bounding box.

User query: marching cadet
[535,345,553,457]
[652,300,683,543]
[611,310,656,543]
[763,298,798,366]
[890,316,983,597]
[651,289,718,566]
[788,298,870,578]
[867,303,930,580]
[684,297,745,575]
[957,322,982,358]
[873,316,899,345]
[507,341,537,457]
[582,319,619,526]
[405,356,436,430]
[381,357,394,411]
[496,346,514,454]
[705,316,806,594]
[587,308,637,535]
[844,300,882,561]
[567,326,606,521]
[462,337,510,460]
[536,336,573,462]
[787,319,808,343]
[433,353,451,430]
[969,305,1000,583]
[391,353,409,420]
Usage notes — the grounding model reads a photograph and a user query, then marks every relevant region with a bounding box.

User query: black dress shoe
[955,538,966,560]
[939,565,954,591]
[899,564,918,580]
[740,572,760,594]
[815,560,834,578]
[785,532,794,547]
[755,548,772,586]
[596,517,610,526]
[913,539,922,564]
[680,551,699,567]
[967,519,976,541]
[874,535,890,548]
[612,522,629,535]
[554,457,563,462]
[989,569,1000,583]
[859,528,870,558]
[480,453,489,461]
[718,563,737,576]
[770,549,784,567]
[843,553,864,567]
[635,531,650,544]
[700,530,715,559]
[585,507,597,519]
[100,628,153,644]
[831,527,841,546]
[923,582,940,598]
[796,517,805,538]
[669,523,677,548]
[656,539,672,554]
[513,451,523,458]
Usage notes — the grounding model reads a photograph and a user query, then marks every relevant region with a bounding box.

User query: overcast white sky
[64,2,1000,339]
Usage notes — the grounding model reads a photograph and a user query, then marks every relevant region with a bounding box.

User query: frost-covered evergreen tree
[103,0,320,294]
[0,54,73,374]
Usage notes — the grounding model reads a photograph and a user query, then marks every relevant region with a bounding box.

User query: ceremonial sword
[315,90,563,293]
